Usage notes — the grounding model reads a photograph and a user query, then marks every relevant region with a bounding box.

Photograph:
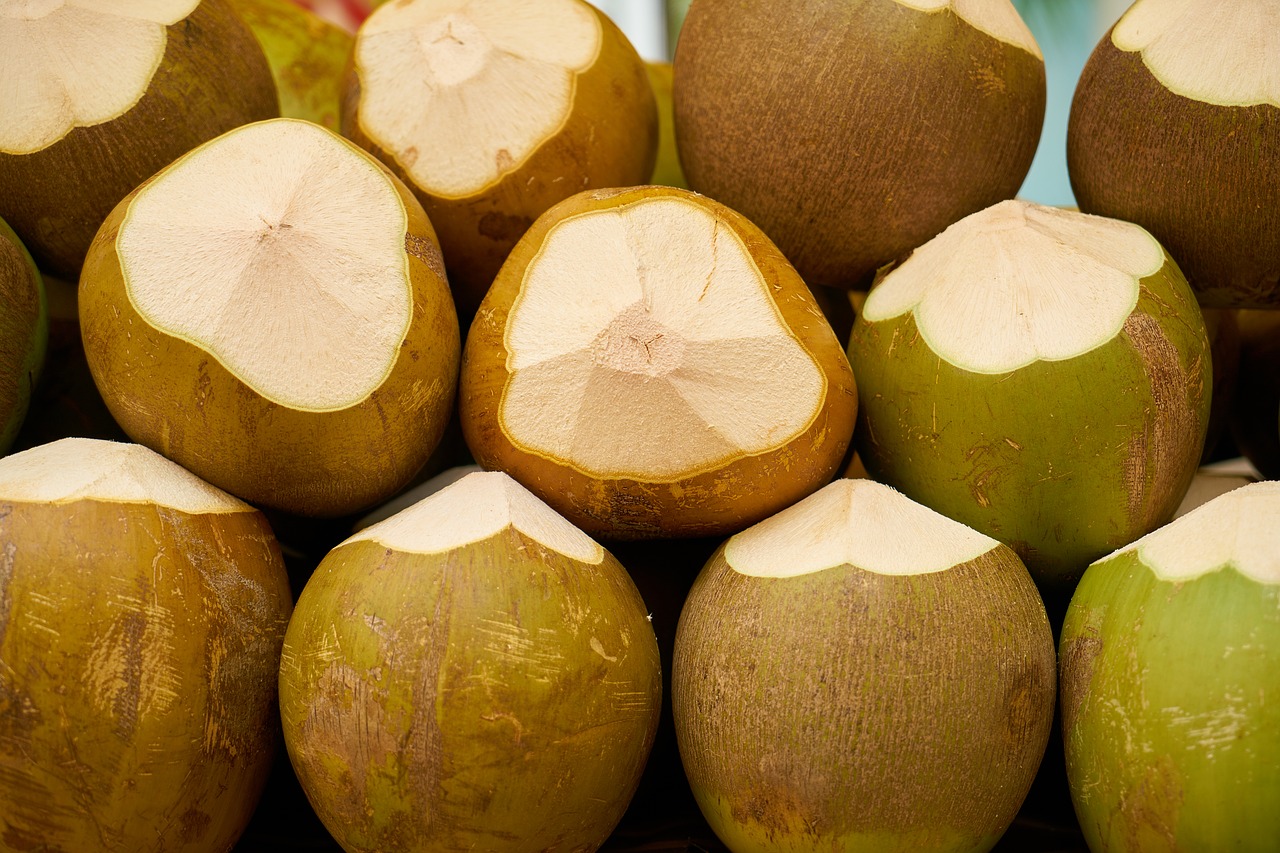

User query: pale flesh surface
[892,0,1041,59]
[347,470,604,564]
[356,0,600,197]
[1108,480,1280,583]
[0,437,249,512]
[117,118,413,411]
[0,0,199,154]
[863,199,1163,373]
[726,478,999,578]
[501,196,825,480]
[1114,0,1280,107]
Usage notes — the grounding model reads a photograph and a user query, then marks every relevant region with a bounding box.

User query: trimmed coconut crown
[726,479,999,578]
[116,118,414,412]
[863,200,1165,373]
[1106,480,1280,584]
[355,0,600,198]
[500,194,826,480]
[0,437,248,513]
[348,470,604,563]
[894,0,1041,58]
[1111,0,1280,107]
[0,0,200,154]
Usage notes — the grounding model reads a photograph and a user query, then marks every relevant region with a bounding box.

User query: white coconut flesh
[501,196,826,481]
[356,0,600,197]
[1107,481,1280,584]
[0,0,199,154]
[346,470,604,563]
[862,200,1165,374]
[726,478,1000,578]
[892,0,1042,59]
[116,119,414,412]
[0,437,249,513]
[1113,0,1280,107]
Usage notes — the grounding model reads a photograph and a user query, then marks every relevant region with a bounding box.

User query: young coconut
[0,438,292,852]
[342,0,658,316]
[79,118,460,518]
[848,200,1211,590]
[1061,481,1280,852]
[1068,0,1280,308]
[0,217,46,454]
[672,478,1056,853]
[0,0,278,279]
[673,0,1045,289]
[279,470,661,853]
[460,184,858,540]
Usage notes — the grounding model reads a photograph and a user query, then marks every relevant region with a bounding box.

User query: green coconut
[1068,0,1280,308]
[0,0,279,279]
[79,118,459,517]
[674,0,1045,289]
[1060,480,1280,852]
[0,437,292,851]
[848,200,1211,590]
[279,470,661,852]
[0,217,46,454]
[673,478,1056,853]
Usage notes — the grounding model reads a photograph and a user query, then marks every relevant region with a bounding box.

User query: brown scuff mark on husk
[1060,629,1104,740]
[1114,756,1184,853]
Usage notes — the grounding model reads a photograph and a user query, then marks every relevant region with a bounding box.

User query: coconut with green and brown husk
[279,470,661,853]
[342,0,657,316]
[673,478,1056,853]
[0,438,292,852]
[460,184,858,540]
[1060,481,1280,852]
[848,200,1211,590]
[79,118,459,518]
[1068,0,1280,308]
[0,217,46,454]
[673,0,1045,289]
[1230,310,1280,479]
[0,0,278,280]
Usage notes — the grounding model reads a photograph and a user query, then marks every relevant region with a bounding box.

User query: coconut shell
[0,218,46,454]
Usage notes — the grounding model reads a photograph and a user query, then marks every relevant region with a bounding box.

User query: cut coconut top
[1105,481,1280,584]
[1113,0,1280,108]
[893,0,1042,59]
[726,478,1000,578]
[0,0,199,154]
[117,118,414,412]
[499,194,826,481]
[0,438,250,513]
[355,0,600,198]
[861,200,1164,374]
[346,470,604,563]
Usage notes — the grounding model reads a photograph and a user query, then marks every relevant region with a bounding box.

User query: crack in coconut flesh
[0,0,278,278]
[1068,0,1280,308]
[345,0,657,315]
[673,478,1056,853]
[0,438,292,852]
[279,471,661,853]
[849,199,1211,590]
[0,217,46,454]
[80,118,460,517]
[460,185,858,539]
[1060,481,1280,852]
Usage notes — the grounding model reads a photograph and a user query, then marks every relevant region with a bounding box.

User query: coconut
[79,118,460,518]
[279,470,661,852]
[1068,0,1280,308]
[1230,310,1280,479]
[460,184,858,540]
[848,200,1211,590]
[0,217,46,454]
[341,0,657,317]
[0,0,278,280]
[0,437,292,851]
[673,478,1056,853]
[1060,481,1280,852]
[673,0,1045,289]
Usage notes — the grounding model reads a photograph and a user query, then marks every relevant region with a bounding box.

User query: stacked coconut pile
[0,1,1276,852]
